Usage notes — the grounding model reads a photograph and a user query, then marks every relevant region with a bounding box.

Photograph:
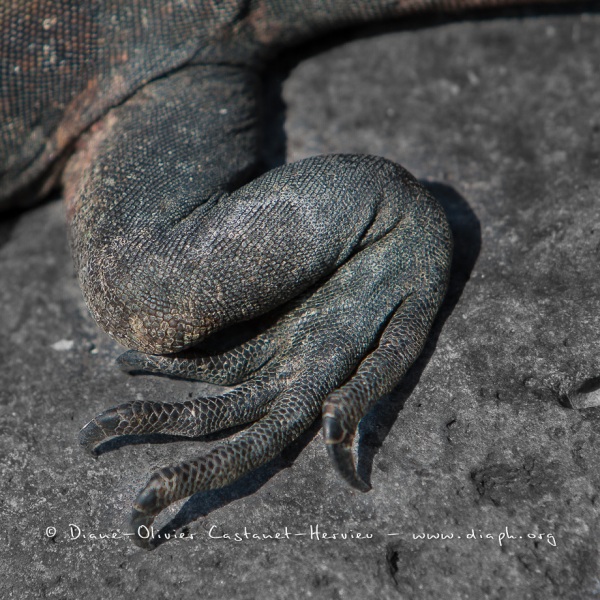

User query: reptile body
[1,0,566,547]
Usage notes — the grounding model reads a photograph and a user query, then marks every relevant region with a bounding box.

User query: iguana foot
[78,178,451,547]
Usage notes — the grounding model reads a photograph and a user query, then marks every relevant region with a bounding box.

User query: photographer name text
[44,524,557,547]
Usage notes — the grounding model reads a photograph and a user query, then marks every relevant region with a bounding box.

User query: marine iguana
[0,0,570,548]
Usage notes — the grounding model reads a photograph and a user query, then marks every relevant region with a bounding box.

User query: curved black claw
[323,416,371,492]
[130,508,157,550]
[79,412,123,456]
[128,473,167,549]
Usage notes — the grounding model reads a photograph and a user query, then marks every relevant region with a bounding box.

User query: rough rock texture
[1,8,599,599]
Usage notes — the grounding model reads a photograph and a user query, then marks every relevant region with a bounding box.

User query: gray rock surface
[1,7,599,600]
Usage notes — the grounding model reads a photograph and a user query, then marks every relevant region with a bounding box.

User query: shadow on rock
[0,209,21,250]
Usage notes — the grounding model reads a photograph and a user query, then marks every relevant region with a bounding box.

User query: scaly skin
[1,0,565,548]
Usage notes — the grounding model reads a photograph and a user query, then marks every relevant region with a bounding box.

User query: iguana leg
[85,198,450,547]
[66,63,451,541]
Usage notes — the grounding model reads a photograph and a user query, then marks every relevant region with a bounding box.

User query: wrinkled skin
[1,0,566,548]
